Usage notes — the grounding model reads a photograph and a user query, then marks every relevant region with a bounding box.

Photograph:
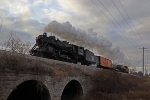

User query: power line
[89,0,109,24]
[90,0,143,67]
[93,0,142,53]
[89,0,135,49]
[117,0,143,46]
[118,0,131,21]
[118,0,148,71]
[113,0,149,73]
[110,0,144,51]
[111,0,130,27]
[111,0,142,47]
[96,0,123,27]
[95,0,140,45]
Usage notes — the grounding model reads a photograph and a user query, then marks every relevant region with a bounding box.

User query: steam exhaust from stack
[44,21,130,65]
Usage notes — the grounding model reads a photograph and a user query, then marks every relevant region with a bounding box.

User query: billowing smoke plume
[44,21,130,65]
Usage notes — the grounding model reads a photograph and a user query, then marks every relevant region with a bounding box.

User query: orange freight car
[96,56,113,69]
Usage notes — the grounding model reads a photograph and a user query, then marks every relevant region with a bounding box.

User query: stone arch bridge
[0,52,98,100]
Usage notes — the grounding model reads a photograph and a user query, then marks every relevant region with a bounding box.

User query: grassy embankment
[84,70,150,100]
[0,50,150,100]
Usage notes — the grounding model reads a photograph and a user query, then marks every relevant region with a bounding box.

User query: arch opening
[7,80,51,100]
[61,80,83,100]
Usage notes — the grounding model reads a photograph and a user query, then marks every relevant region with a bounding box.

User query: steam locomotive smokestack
[44,21,130,65]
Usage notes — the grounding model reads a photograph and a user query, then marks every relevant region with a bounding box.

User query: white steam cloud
[44,21,130,65]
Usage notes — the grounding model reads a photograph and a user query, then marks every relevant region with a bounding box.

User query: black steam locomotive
[30,33,96,66]
[30,33,129,73]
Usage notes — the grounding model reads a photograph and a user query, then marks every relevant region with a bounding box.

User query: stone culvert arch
[7,80,51,100]
[61,80,83,100]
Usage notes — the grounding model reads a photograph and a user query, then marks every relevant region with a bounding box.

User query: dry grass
[84,70,150,100]
[0,51,54,75]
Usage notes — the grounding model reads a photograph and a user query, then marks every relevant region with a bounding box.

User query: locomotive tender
[30,33,129,73]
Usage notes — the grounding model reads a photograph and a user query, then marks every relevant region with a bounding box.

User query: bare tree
[3,32,31,54]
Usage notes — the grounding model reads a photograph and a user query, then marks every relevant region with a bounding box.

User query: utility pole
[140,47,148,76]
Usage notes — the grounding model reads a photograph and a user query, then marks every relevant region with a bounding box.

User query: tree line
[0,33,31,54]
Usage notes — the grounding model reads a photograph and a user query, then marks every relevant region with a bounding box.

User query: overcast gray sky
[0,0,150,72]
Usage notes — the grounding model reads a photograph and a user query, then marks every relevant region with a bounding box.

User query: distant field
[84,70,150,100]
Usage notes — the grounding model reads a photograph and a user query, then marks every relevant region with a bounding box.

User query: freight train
[30,33,129,73]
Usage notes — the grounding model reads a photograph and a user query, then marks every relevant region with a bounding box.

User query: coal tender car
[30,33,129,73]
[30,33,95,65]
